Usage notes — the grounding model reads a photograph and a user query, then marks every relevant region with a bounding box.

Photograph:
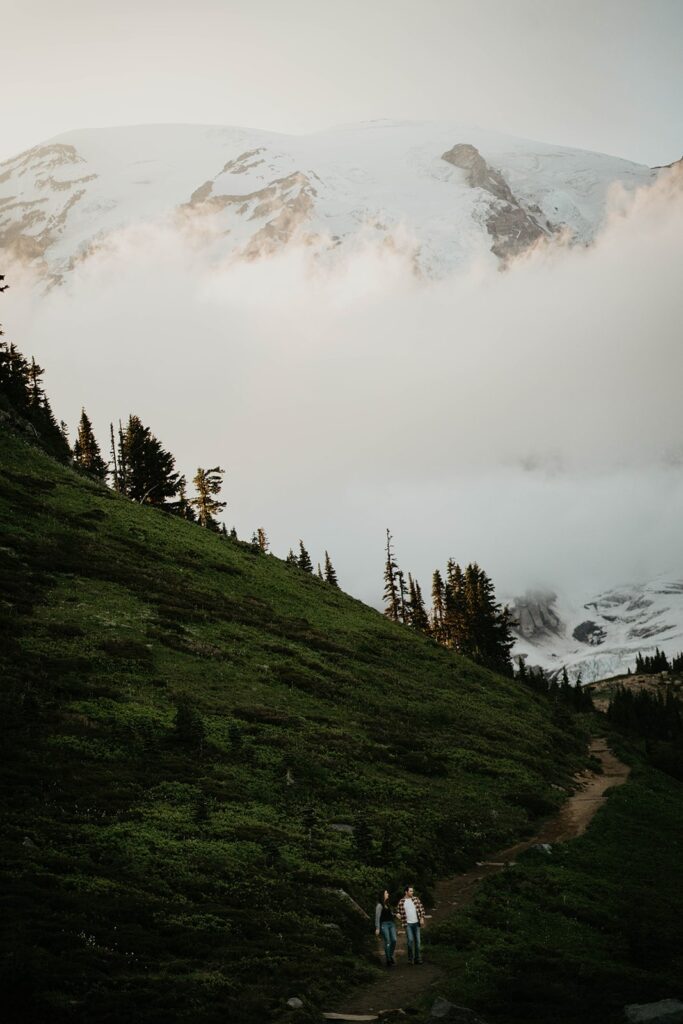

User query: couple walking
[374,885,426,967]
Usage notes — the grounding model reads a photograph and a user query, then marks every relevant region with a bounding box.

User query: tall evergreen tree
[73,408,107,479]
[324,550,340,588]
[298,540,313,573]
[117,415,181,506]
[383,529,401,621]
[257,528,269,554]
[285,548,298,566]
[190,466,227,528]
[431,569,446,643]
[175,477,196,521]
[407,573,430,634]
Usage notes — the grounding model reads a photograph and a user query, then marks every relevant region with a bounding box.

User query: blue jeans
[380,921,397,962]
[405,921,421,962]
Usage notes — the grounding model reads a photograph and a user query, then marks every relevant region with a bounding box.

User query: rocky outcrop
[512,590,563,642]
[624,999,683,1024]
[430,997,490,1023]
[442,143,551,260]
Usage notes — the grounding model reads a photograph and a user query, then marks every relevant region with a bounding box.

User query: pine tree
[324,551,339,588]
[298,540,313,573]
[73,408,107,479]
[175,477,196,521]
[257,528,269,554]
[316,562,323,579]
[431,569,446,643]
[383,529,401,621]
[444,561,468,652]
[118,415,181,506]
[407,573,430,634]
[190,466,227,528]
[285,548,298,566]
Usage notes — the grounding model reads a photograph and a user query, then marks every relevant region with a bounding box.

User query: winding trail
[326,739,630,1022]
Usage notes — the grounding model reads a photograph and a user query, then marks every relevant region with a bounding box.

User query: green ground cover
[427,740,683,1024]
[0,429,590,1022]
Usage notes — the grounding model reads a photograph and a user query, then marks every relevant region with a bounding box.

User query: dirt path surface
[327,739,630,1021]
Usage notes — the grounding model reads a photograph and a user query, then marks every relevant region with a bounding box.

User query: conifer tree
[407,573,430,634]
[257,528,269,554]
[396,569,408,623]
[431,569,446,643]
[0,336,70,462]
[190,466,227,528]
[285,548,298,566]
[324,551,339,588]
[117,415,181,506]
[298,540,313,573]
[73,408,107,479]
[175,477,196,521]
[383,529,401,621]
[316,562,323,579]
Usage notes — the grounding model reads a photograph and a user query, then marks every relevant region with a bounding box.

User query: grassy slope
[428,733,683,1024]
[0,430,589,1023]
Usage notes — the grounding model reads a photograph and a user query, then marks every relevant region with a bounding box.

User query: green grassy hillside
[0,428,589,1023]
[427,744,683,1024]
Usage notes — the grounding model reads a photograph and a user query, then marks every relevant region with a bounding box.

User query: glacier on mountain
[0,121,655,283]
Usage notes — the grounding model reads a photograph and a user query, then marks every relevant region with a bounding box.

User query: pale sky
[2,0,681,165]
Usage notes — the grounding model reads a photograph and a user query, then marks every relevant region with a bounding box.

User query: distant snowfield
[0,120,655,281]
[2,124,683,674]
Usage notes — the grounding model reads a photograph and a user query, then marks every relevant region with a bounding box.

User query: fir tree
[190,466,227,528]
[257,528,269,554]
[383,529,401,621]
[298,540,313,573]
[407,573,430,634]
[431,569,446,643]
[285,548,298,566]
[324,551,339,588]
[73,408,107,479]
[316,562,323,579]
[175,477,196,522]
[118,415,181,506]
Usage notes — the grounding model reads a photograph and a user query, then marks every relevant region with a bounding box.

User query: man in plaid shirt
[396,884,426,964]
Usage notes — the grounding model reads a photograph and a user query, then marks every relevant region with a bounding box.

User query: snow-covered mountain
[0,121,655,283]
[510,576,683,682]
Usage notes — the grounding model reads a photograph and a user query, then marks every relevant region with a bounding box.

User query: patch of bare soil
[327,740,630,1021]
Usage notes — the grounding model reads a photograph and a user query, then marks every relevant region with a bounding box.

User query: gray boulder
[286,997,304,1010]
[625,1001,683,1024]
[430,997,489,1022]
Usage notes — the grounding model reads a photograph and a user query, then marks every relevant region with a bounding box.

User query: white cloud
[5,165,683,605]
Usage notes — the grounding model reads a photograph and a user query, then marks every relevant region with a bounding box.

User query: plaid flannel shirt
[397,895,425,927]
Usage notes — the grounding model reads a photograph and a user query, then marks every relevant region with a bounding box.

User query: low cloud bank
[5,167,683,605]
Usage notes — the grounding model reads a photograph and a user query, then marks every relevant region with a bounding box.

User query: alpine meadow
[2,3,683,1023]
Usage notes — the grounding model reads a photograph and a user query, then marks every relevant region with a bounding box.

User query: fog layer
[5,167,683,605]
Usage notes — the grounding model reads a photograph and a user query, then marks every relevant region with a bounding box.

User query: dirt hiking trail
[326,739,630,1021]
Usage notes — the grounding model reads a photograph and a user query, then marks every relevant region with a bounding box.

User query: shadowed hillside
[0,427,590,1023]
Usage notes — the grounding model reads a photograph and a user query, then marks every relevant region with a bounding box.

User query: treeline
[607,685,682,742]
[634,648,683,675]
[607,684,683,780]
[518,662,594,712]
[383,529,515,676]
[0,278,341,586]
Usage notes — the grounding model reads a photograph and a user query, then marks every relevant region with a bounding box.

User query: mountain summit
[0,121,654,282]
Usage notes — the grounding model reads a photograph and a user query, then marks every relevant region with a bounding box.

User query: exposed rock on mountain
[0,121,655,284]
[511,577,683,682]
[441,142,551,259]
